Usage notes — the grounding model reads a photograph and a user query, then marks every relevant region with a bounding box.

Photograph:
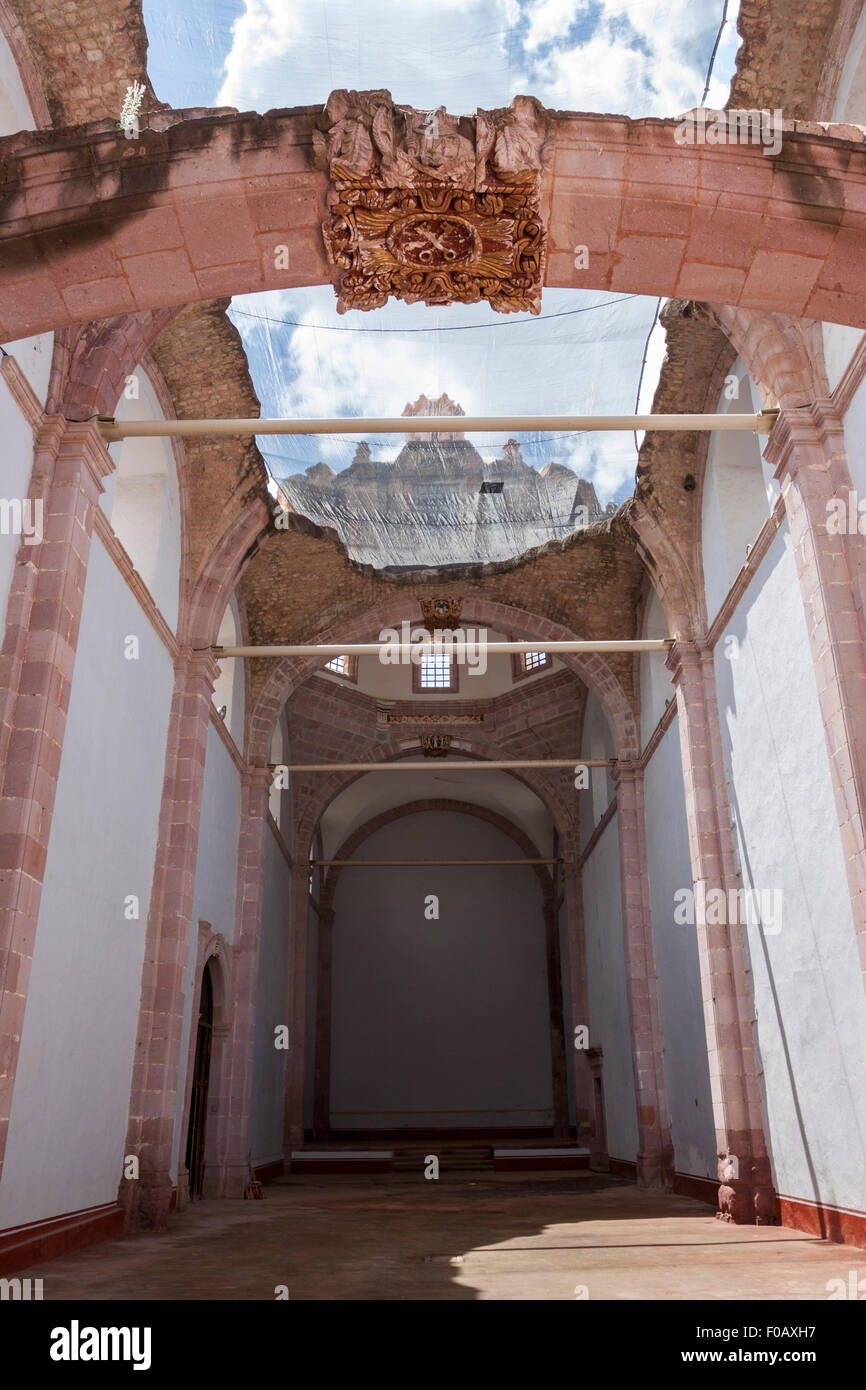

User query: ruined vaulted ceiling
[148,299,271,581]
[54,0,851,678]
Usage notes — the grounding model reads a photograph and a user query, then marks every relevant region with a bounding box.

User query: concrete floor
[18,1172,865,1300]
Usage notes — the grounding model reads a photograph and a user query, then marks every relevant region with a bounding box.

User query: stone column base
[717,1155,776,1225]
[637,1146,675,1189]
[118,1172,174,1232]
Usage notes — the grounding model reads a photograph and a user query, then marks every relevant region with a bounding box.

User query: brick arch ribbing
[0,0,52,128]
[319,798,555,910]
[710,306,831,408]
[250,596,640,768]
[3,111,866,337]
[182,498,271,649]
[291,743,577,869]
[47,309,183,420]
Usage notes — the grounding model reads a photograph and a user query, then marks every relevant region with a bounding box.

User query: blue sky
[142,0,741,507]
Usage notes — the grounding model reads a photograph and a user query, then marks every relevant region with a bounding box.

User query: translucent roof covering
[143,0,742,568]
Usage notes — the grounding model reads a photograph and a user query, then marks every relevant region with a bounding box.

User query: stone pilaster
[212,767,273,1196]
[282,859,312,1157]
[667,640,775,1223]
[0,418,112,1184]
[614,761,674,1188]
[765,402,866,983]
[118,648,220,1229]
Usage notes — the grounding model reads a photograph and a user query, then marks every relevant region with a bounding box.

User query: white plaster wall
[304,899,318,1133]
[2,333,53,401]
[714,523,866,1212]
[102,373,182,633]
[169,724,242,1181]
[0,367,40,640]
[193,727,242,938]
[0,536,173,1227]
[702,366,773,625]
[249,832,291,1165]
[558,897,577,1127]
[580,693,615,848]
[580,814,639,1162]
[640,585,675,748]
[821,324,863,393]
[213,597,246,751]
[330,811,554,1128]
[643,721,715,1179]
[268,712,289,825]
[0,23,36,133]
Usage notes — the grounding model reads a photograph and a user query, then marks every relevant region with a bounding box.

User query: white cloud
[523,0,590,54]
[218,0,526,112]
[230,285,656,502]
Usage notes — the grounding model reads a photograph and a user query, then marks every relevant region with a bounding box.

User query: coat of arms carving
[313,91,551,314]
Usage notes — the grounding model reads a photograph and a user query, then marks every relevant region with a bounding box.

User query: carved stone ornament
[313,91,551,314]
[421,733,452,758]
[419,597,463,632]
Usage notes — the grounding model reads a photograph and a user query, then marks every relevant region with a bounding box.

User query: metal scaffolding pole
[313,858,562,867]
[216,639,673,658]
[98,410,778,442]
[270,759,614,772]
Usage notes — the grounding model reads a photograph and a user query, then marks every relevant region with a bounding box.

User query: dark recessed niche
[683,474,696,492]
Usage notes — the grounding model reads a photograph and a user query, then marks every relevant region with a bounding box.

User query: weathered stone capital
[764,398,846,479]
[665,637,700,681]
[32,415,114,498]
[612,758,640,788]
[174,646,221,691]
[242,764,273,792]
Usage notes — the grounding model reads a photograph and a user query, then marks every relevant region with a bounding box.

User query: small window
[512,650,551,681]
[322,654,358,682]
[413,649,458,693]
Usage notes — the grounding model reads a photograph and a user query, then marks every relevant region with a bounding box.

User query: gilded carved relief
[313,91,551,314]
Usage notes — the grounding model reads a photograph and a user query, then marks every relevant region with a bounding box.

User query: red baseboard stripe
[673,1171,719,1205]
[254,1159,285,1183]
[607,1157,637,1179]
[777,1193,866,1249]
[0,1202,124,1277]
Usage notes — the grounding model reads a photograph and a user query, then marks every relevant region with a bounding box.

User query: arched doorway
[316,805,568,1140]
[185,962,214,1199]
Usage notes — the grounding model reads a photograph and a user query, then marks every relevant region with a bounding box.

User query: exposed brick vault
[3,0,866,1256]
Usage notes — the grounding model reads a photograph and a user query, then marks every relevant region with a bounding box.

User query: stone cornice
[92,506,180,659]
[0,352,44,429]
[577,796,617,870]
[831,332,866,417]
[765,400,846,476]
[208,699,245,773]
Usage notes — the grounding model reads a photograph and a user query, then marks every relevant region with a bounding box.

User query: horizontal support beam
[98,410,778,442]
[216,639,673,658]
[270,759,615,771]
[313,858,561,867]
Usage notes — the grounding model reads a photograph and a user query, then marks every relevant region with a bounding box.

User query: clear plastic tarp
[142,0,742,567]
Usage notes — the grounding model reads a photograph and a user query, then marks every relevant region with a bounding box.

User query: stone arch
[176,926,234,1202]
[312,795,569,1136]
[292,743,577,872]
[182,497,271,648]
[2,111,866,337]
[321,797,555,907]
[47,309,183,420]
[0,0,52,130]
[249,595,641,772]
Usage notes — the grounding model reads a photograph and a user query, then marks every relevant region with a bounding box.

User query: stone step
[392,1145,493,1172]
